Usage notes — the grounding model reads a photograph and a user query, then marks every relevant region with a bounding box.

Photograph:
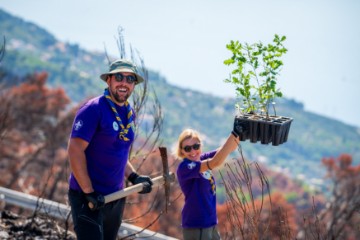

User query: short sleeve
[177,160,201,181]
[70,102,100,142]
[200,150,217,160]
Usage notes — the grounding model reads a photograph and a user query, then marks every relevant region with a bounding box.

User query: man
[67,59,153,240]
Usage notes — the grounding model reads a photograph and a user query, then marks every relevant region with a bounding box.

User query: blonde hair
[175,128,201,158]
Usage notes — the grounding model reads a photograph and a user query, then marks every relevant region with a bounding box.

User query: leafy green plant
[224,34,288,119]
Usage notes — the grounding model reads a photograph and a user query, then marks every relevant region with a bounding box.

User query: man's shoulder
[75,95,107,116]
[80,95,105,108]
[88,95,105,104]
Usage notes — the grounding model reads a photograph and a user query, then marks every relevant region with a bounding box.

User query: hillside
[1,8,359,188]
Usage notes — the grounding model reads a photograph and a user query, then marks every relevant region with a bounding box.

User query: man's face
[107,72,136,105]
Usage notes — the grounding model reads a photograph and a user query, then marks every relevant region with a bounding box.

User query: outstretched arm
[125,160,153,194]
[200,132,239,172]
[125,161,136,178]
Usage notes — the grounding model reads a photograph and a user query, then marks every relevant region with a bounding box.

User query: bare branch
[0,36,5,62]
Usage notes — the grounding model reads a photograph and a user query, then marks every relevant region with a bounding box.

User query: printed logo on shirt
[113,121,119,131]
[187,162,196,170]
[201,170,212,180]
[74,120,83,131]
[201,170,216,195]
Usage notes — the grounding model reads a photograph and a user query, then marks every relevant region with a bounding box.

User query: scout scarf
[104,88,135,141]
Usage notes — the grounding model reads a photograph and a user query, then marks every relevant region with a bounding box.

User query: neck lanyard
[104,88,135,141]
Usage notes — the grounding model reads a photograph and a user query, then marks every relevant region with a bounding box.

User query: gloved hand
[85,191,105,211]
[233,117,250,136]
[127,172,153,194]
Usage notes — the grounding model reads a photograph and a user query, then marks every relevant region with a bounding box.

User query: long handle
[104,172,175,204]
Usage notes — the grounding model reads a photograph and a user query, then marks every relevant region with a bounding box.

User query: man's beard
[112,89,129,104]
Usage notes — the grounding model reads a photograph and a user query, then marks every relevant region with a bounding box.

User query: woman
[176,129,239,240]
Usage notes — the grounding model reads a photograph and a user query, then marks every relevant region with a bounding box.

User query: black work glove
[233,117,250,136]
[127,172,153,194]
[85,191,105,211]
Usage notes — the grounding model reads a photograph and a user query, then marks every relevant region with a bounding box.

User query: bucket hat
[100,59,144,84]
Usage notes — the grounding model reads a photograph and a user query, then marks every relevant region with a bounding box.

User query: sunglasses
[183,143,201,153]
[112,73,137,84]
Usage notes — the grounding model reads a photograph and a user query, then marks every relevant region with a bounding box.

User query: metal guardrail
[0,187,178,240]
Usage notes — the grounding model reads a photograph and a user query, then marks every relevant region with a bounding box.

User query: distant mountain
[0,8,106,101]
[1,8,359,188]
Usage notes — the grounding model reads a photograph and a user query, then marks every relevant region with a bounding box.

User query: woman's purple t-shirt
[68,95,135,195]
[176,150,218,228]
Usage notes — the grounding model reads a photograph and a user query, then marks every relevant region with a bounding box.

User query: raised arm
[200,132,239,172]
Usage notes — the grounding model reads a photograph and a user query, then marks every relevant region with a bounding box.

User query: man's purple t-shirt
[176,151,217,228]
[68,95,135,195]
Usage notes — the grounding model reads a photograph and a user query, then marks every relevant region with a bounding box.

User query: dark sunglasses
[183,143,201,153]
[112,73,137,84]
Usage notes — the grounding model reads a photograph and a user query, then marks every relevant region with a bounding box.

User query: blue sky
[1,0,359,127]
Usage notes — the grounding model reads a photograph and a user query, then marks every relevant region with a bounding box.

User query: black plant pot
[234,114,293,146]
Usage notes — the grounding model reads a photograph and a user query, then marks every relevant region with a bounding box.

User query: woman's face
[181,137,202,161]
